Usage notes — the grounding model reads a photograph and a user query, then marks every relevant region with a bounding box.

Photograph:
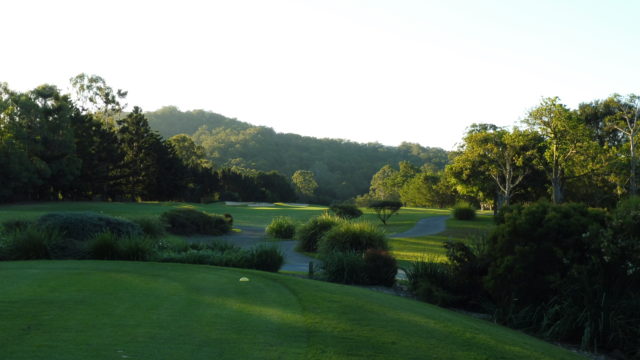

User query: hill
[147,106,449,200]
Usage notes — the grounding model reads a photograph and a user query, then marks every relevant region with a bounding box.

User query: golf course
[0,201,584,359]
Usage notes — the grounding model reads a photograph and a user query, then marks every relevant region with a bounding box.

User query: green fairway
[0,201,442,234]
[0,261,581,360]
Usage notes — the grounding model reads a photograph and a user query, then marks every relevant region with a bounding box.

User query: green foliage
[405,259,458,306]
[318,221,389,255]
[363,249,397,287]
[320,251,368,285]
[247,244,284,272]
[131,217,166,238]
[119,236,155,261]
[37,212,142,242]
[328,204,363,219]
[0,227,61,260]
[368,200,402,225]
[295,214,344,252]
[87,232,120,260]
[452,202,476,220]
[160,208,231,235]
[1,219,34,234]
[157,242,283,272]
[265,216,296,239]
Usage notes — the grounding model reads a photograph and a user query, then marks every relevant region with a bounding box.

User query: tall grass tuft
[296,214,343,252]
[266,216,296,239]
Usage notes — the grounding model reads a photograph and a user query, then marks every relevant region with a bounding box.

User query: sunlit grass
[0,261,582,360]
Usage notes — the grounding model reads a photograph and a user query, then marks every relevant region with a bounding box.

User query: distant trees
[0,78,297,204]
[291,170,318,200]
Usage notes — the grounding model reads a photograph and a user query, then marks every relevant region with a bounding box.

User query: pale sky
[2,0,639,150]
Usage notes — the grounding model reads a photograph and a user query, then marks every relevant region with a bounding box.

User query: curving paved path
[390,215,449,238]
[188,216,449,275]
[190,225,319,272]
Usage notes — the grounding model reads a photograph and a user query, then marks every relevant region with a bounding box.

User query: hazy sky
[2,0,639,150]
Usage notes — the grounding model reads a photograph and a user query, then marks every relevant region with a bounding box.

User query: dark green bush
[1,227,63,260]
[321,251,367,284]
[160,208,231,235]
[87,232,120,260]
[329,204,363,220]
[131,217,166,238]
[295,214,343,252]
[405,259,459,306]
[363,249,397,287]
[119,236,154,261]
[223,213,234,226]
[247,244,284,272]
[265,217,296,239]
[37,212,142,242]
[452,202,476,220]
[318,222,388,255]
[1,219,34,234]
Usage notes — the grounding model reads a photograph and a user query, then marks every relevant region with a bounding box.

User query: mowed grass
[0,202,442,234]
[0,261,582,360]
[391,213,495,265]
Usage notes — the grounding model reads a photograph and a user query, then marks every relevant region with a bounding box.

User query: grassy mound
[0,261,581,360]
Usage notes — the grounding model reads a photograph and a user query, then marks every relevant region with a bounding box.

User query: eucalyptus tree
[448,124,544,209]
[524,97,600,204]
[605,94,640,195]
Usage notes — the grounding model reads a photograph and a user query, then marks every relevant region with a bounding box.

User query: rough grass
[0,261,582,360]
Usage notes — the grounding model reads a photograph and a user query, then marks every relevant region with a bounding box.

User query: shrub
[318,222,388,255]
[452,202,476,220]
[296,214,343,252]
[160,208,231,235]
[265,216,296,239]
[87,232,120,260]
[363,249,397,287]
[405,259,458,306]
[321,251,367,284]
[247,244,284,272]
[1,219,34,234]
[37,212,142,242]
[223,213,234,226]
[329,204,363,220]
[2,227,61,260]
[131,217,166,238]
[119,236,155,261]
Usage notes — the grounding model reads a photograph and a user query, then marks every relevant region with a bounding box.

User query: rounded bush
[295,214,343,252]
[160,208,231,235]
[364,249,397,287]
[329,204,363,220]
[37,212,142,242]
[318,221,389,255]
[265,217,296,239]
[452,202,476,220]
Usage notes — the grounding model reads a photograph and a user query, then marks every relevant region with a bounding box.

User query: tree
[69,73,127,122]
[449,124,544,209]
[168,134,212,170]
[369,200,402,225]
[291,170,318,199]
[524,97,597,204]
[605,94,640,195]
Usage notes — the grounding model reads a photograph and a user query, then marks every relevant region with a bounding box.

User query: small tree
[369,200,402,225]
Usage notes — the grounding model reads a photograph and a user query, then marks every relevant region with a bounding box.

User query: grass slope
[0,261,582,360]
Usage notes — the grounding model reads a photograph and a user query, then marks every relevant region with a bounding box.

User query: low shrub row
[160,208,232,236]
[157,244,283,272]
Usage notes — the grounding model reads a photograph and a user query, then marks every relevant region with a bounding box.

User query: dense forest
[146,106,449,201]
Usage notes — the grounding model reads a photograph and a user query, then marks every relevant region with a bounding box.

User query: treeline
[146,106,449,201]
[0,75,296,203]
[364,95,640,209]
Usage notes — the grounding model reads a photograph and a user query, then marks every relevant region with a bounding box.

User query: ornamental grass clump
[318,221,388,255]
[295,214,343,252]
[265,216,296,239]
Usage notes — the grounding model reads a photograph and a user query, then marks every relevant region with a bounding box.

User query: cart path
[390,215,449,238]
